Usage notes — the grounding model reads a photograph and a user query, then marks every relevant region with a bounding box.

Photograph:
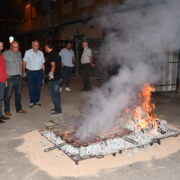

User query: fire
[133,83,158,130]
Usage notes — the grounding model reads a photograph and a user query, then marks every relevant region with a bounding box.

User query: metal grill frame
[39,128,179,165]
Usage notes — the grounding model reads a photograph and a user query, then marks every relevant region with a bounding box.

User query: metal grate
[40,121,179,165]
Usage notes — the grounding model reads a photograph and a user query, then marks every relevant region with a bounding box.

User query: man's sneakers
[34,102,42,107]
[29,103,34,108]
[60,87,72,92]
[50,112,63,117]
[49,109,62,116]
[65,87,71,92]
[30,102,42,108]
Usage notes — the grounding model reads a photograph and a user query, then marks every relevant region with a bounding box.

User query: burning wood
[133,84,158,130]
[116,83,167,134]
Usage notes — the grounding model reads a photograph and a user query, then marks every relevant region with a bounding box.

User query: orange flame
[133,83,158,130]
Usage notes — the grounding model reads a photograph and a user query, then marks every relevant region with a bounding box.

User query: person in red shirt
[0,41,10,122]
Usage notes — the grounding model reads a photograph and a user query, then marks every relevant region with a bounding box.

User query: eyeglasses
[12,46,19,49]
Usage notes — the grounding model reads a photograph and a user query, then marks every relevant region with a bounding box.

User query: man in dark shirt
[45,42,62,116]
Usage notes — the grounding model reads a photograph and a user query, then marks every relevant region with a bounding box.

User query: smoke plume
[76,0,180,140]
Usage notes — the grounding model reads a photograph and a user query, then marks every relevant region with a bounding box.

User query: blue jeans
[47,80,62,113]
[4,75,22,112]
[0,82,5,116]
[27,70,44,104]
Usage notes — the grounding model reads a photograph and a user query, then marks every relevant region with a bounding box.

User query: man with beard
[44,42,62,116]
[59,42,75,92]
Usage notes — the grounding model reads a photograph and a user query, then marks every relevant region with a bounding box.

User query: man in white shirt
[80,41,95,91]
[59,42,75,92]
[23,40,45,107]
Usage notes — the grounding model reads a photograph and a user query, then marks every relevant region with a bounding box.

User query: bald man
[3,41,27,116]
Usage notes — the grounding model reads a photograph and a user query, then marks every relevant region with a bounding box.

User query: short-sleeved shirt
[81,47,92,64]
[45,51,61,81]
[23,49,45,71]
[59,48,74,67]
[3,50,22,76]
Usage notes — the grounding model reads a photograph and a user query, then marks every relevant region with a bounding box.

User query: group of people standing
[0,39,94,122]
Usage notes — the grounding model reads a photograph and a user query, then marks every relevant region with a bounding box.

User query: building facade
[16,0,123,47]
[14,0,180,89]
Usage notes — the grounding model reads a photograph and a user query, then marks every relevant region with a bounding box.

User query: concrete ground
[0,80,179,180]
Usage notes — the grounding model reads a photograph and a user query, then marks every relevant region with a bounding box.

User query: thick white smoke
[76,0,180,140]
